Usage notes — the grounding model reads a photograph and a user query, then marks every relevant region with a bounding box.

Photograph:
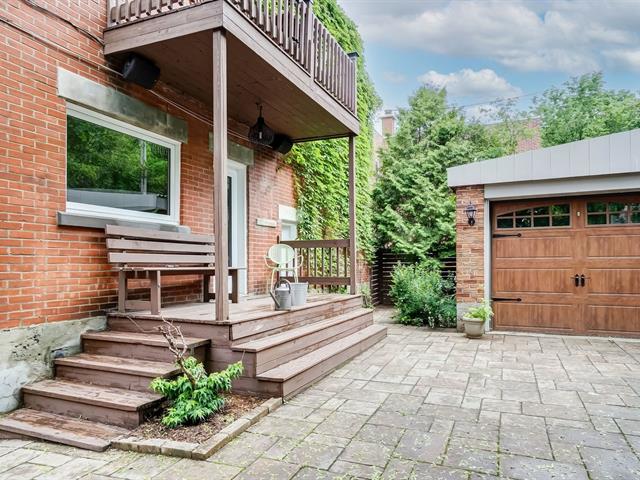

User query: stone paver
[4,307,640,478]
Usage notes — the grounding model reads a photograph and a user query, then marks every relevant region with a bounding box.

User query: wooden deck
[0,294,386,451]
[108,293,356,323]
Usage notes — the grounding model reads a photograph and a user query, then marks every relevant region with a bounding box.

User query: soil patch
[133,394,265,443]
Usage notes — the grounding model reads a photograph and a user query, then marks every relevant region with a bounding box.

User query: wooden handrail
[280,239,351,288]
[106,0,357,115]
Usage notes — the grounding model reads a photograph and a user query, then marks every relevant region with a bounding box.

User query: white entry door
[227,160,247,296]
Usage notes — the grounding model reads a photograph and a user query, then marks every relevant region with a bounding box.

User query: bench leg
[118,271,127,313]
[203,274,212,303]
[230,270,239,304]
[150,271,161,315]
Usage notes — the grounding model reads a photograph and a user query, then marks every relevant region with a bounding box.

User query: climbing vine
[284,0,381,259]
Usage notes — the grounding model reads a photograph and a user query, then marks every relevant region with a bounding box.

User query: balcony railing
[106,0,357,115]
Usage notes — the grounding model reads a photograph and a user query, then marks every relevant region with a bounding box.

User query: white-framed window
[279,205,298,240]
[65,103,181,225]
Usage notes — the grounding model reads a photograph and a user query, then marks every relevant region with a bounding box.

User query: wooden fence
[371,249,456,306]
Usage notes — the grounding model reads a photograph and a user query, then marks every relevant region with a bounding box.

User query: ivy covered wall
[285,0,381,259]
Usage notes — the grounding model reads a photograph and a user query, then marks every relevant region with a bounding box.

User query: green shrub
[150,358,243,428]
[389,262,456,328]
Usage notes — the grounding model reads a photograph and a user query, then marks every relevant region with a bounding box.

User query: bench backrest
[105,225,215,267]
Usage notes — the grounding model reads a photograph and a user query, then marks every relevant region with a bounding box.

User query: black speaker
[271,134,293,154]
[122,54,160,89]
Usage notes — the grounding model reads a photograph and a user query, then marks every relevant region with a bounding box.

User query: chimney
[380,109,396,136]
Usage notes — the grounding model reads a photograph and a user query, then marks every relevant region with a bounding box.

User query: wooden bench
[105,225,241,315]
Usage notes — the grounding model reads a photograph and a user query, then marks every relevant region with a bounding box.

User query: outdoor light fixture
[465,202,477,226]
[248,104,275,146]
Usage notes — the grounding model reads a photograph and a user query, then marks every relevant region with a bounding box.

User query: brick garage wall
[0,0,295,329]
[455,185,485,322]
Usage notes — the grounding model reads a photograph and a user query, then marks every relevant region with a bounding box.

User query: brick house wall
[454,185,485,326]
[0,0,296,330]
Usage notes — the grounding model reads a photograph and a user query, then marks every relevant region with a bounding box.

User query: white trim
[65,103,181,225]
[484,198,492,332]
[278,204,298,223]
[484,173,640,200]
[227,159,248,295]
[448,128,640,188]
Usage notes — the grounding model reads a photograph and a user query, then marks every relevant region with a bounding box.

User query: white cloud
[339,0,640,74]
[382,71,407,84]
[418,69,522,99]
[604,49,640,72]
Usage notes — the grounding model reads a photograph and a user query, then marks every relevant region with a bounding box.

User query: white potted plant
[462,299,493,339]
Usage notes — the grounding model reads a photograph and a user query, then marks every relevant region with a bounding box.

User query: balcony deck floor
[108,293,359,325]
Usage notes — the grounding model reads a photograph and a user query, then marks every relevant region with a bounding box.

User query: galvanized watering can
[270,279,292,311]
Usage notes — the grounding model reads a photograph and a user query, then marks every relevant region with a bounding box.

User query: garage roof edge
[447,129,640,188]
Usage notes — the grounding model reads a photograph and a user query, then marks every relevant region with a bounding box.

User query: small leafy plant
[464,299,494,323]
[151,358,243,428]
[389,262,456,328]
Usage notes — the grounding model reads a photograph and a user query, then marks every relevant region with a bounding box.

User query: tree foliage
[373,87,522,260]
[284,0,381,258]
[534,72,640,147]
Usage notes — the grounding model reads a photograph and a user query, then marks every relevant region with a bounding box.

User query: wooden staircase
[0,327,210,451]
[0,294,385,450]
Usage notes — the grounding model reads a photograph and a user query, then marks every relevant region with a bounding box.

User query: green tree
[373,87,519,260]
[534,72,640,147]
[285,0,381,258]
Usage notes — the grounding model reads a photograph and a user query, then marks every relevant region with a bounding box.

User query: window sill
[57,211,190,233]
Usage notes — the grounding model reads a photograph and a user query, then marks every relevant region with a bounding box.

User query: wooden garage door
[491,194,640,336]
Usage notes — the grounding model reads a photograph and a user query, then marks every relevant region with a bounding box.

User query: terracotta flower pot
[462,316,486,339]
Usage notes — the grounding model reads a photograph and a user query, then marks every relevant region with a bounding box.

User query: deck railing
[106,0,357,115]
[280,239,351,288]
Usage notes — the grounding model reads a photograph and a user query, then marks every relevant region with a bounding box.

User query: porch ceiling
[107,30,356,142]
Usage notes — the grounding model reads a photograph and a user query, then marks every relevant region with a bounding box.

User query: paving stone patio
[3,308,640,479]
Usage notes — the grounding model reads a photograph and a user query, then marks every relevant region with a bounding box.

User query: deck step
[257,324,387,398]
[0,409,128,451]
[55,354,180,392]
[82,331,209,363]
[232,308,373,375]
[23,380,164,429]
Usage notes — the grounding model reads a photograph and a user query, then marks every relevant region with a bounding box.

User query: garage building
[448,129,640,336]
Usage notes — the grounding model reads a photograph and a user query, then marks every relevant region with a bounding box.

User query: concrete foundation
[0,316,106,412]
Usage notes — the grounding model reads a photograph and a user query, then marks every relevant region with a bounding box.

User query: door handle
[573,274,580,287]
[580,274,586,287]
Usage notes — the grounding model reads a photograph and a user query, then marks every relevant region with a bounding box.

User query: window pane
[587,214,607,225]
[497,212,513,218]
[551,204,570,215]
[515,208,532,216]
[497,218,514,229]
[608,202,625,212]
[631,212,640,224]
[533,206,549,215]
[609,213,628,224]
[631,203,640,211]
[515,217,531,228]
[67,115,170,215]
[552,215,570,226]
[587,202,606,213]
[533,217,550,227]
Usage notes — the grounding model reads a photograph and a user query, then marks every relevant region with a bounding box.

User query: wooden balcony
[104,0,359,140]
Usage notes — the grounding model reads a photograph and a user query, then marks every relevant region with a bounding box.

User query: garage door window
[496,204,570,229]
[587,201,640,225]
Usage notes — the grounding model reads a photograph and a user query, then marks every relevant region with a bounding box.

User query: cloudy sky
[338,0,640,118]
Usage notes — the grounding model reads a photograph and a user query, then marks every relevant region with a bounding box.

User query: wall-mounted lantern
[465,202,477,226]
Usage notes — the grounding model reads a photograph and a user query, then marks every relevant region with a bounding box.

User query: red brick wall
[0,0,295,329]
[455,185,485,306]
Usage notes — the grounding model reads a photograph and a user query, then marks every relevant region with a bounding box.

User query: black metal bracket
[491,297,522,302]
[492,233,522,238]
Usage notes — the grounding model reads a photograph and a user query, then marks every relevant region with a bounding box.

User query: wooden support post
[118,271,127,312]
[213,29,229,321]
[348,134,357,295]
